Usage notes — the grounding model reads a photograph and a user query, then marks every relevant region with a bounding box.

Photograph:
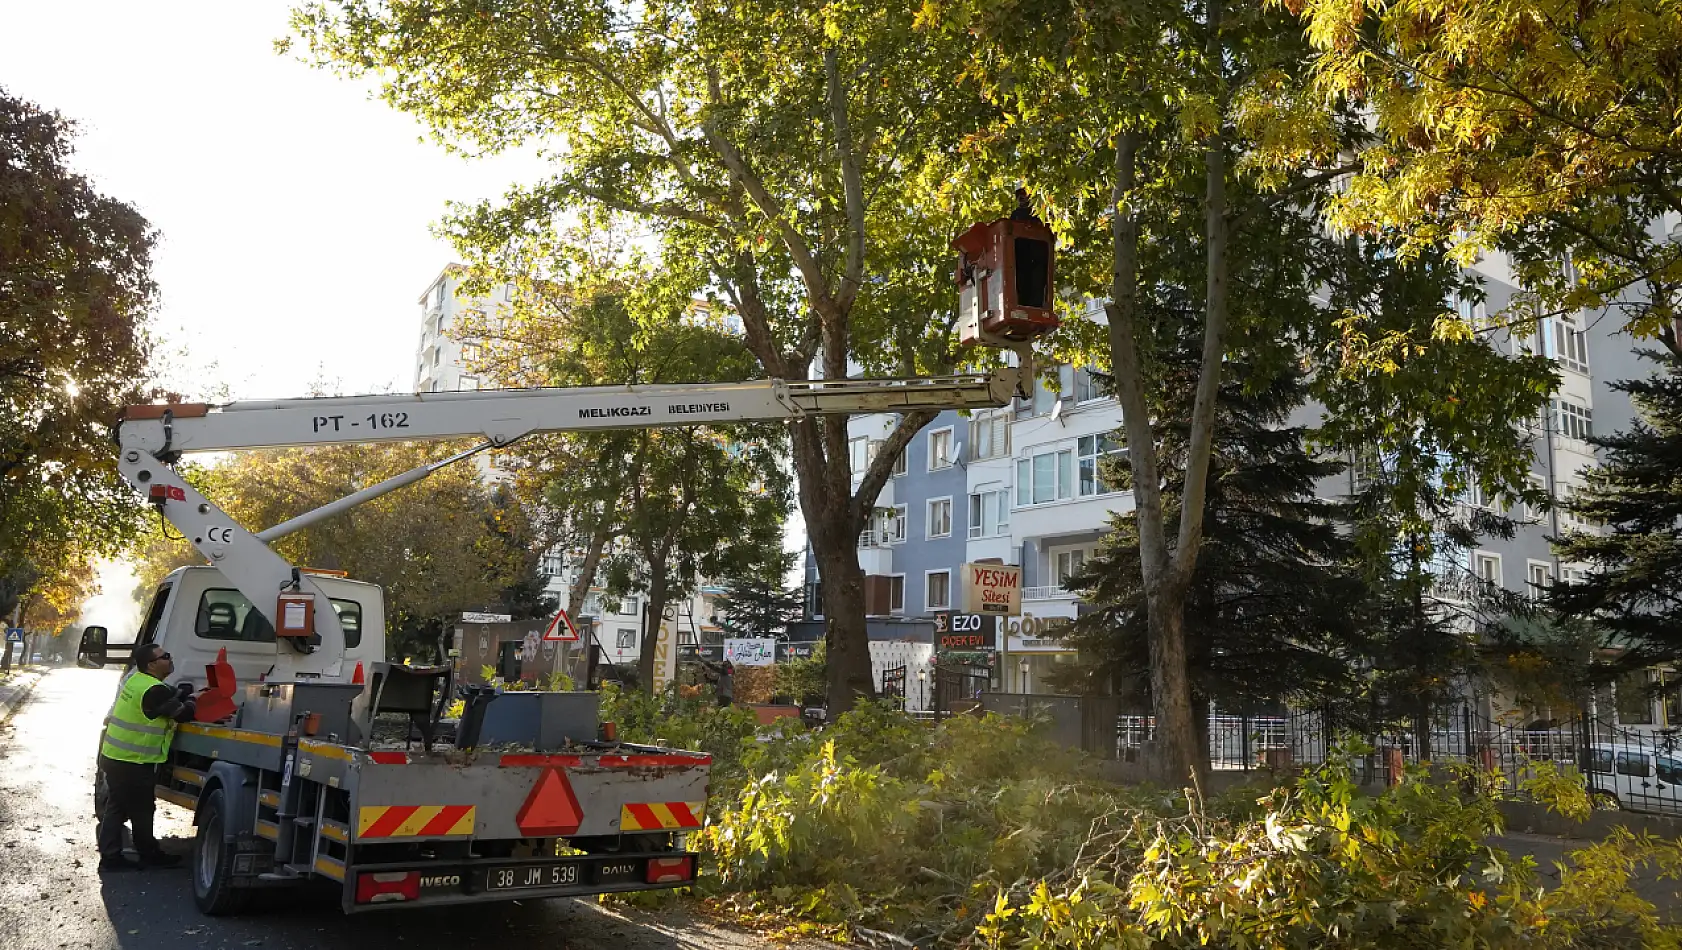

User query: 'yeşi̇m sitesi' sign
[959,563,1021,616]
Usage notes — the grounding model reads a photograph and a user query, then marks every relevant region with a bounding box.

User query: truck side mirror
[78,626,109,669]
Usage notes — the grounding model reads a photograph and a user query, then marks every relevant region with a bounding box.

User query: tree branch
[701,68,838,320]
[1105,130,1169,588]
[825,48,867,316]
[1171,3,1232,579]
[850,409,936,537]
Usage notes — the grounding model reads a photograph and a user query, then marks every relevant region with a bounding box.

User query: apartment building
[808,356,1131,695]
[413,264,508,394]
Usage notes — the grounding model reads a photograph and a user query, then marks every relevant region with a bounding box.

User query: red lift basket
[952,219,1058,348]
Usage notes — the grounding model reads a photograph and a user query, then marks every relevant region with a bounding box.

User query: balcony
[1022,585,1077,602]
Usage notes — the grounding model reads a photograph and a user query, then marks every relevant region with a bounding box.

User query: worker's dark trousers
[96,756,163,859]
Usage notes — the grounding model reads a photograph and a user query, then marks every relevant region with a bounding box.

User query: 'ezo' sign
[960,563,1021,616]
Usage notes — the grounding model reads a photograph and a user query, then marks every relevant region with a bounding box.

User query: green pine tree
[1551,349,1682,673]
[714,544,804,642]
[1062,356,1371,718]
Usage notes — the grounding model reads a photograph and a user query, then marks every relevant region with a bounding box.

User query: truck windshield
[195,588,362,649]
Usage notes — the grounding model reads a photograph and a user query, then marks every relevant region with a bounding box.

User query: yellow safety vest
[100,671,176,764]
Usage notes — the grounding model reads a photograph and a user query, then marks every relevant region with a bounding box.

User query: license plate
[486,862,584,891]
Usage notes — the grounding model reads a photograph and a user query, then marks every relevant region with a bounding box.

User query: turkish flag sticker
[515,767,584,837]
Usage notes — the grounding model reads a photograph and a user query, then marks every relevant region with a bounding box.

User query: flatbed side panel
[351,755,709,841]
[173,723,284,773]
[296,738,353,790]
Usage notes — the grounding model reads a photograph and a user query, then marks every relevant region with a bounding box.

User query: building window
[1527,561,1553,600]
[1522,476,1547,523]
[1351,446,1381,494]
[1559,564,1590,587]
[969,411,1010,460]
[432,348,442,367]
[1617,671,1656,725]
[1015,448,1075,506]
[1017,371,1058,418]
[434,281,446,307]
[539,552,565,578]
[1077,435,1121,496]
[848,436,870,476]
[1053,549,1087,587]
[1462,469,1488,509]
[1545,315,1590,374]
[925,570,951,611]
[1473,552,1501,587]
[1553,399,1593,441]
[1453,293,1487,326]
[887,504,907,543]
[613,598,637,616]
[806,582,823,619]
[461,342,482,363]
[890,449,907,477]
[1073,366,1102,403]
[459,375,479,391]
[927,497,953,539]
[968,490,1010,539]
[616,629,637,650]
[862,504,909,547]
[888,575,905,613]
[928,428,954,470]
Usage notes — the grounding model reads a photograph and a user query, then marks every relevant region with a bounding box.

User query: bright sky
[5,1,549,631]
[2,0,546,402]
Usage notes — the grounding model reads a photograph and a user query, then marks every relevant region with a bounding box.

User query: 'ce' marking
[204,527,235,544]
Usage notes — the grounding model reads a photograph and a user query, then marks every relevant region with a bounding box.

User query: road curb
[0,669,46,725]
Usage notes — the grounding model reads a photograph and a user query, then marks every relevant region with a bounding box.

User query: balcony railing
[1022,585,1077,601]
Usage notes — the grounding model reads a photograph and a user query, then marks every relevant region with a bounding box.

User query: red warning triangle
[541,608,580,642]
[515,767,583,837]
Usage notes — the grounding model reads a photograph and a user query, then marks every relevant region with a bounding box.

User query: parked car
[1582,742,1682,815]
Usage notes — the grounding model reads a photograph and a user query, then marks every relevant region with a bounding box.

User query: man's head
[133,643,173,680]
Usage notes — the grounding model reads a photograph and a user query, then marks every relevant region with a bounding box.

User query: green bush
[595,694,1682,948]
[715,706,1682,947]
[597,681,766,800]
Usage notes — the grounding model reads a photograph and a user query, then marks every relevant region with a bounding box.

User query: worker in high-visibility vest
[96,643,195,872]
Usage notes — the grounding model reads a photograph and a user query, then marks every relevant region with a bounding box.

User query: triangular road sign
[515,767,583,837]
[541,608,580,642]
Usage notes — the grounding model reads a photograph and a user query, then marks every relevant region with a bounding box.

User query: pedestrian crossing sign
[5,628,23,643]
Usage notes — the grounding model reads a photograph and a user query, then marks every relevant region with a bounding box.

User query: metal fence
[1110,702,1682,815]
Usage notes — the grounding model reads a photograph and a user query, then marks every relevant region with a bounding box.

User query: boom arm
[115,371,1021,682]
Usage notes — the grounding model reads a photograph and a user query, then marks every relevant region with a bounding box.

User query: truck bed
[161,722,710,911]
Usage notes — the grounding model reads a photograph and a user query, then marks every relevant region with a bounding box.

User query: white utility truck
[77,372,1022,915]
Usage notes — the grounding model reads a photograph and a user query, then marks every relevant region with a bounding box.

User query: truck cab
[116,566,387,690]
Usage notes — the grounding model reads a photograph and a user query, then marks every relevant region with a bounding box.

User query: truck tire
[193,788,251,916]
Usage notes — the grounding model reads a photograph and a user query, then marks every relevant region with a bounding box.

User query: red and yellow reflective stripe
[356,805,476,839]
[619,801,705,831]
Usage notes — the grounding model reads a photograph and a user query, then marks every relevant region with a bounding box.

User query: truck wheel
[1591,789,1621,811]
[193,788,251,916]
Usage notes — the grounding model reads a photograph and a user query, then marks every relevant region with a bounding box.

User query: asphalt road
[0,668,830,950]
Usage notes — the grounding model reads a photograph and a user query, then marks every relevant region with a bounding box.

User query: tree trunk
[638,558,670,695]
[1147,583,1204,789]
[567,521,612,621]
[791,417,876,717]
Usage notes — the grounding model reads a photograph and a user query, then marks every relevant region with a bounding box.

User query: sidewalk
[0,666,46,724]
